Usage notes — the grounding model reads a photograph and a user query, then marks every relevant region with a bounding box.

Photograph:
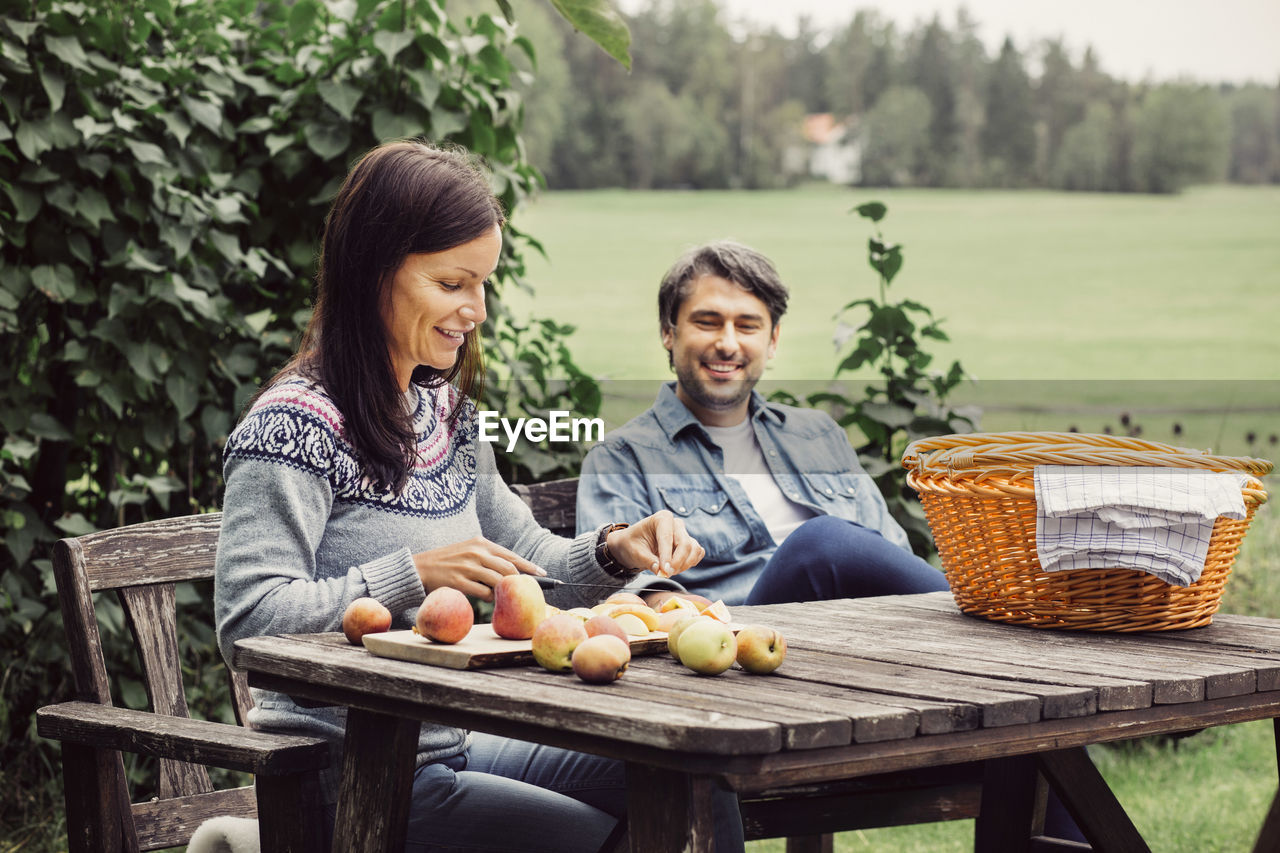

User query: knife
[532,575,610,590]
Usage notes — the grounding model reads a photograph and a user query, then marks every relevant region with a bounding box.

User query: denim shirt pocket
[656,486,748,559]
[800,472,867,522]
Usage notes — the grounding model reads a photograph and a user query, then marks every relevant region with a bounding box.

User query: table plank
[236,635,781,755]
[759,605,1145,711]
[831,597,1262,701]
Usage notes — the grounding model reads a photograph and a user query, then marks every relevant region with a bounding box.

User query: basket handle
[925,445,1273,476]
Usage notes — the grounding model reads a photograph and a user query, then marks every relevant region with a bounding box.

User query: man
[575,240,949,608]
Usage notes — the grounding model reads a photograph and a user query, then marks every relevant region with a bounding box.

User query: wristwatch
[595,522,632,576]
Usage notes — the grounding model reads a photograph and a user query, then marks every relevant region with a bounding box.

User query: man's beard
[674,361,756,412]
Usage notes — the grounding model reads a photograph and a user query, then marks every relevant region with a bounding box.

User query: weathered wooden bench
[35,513,330,853]
[512,477,987,853]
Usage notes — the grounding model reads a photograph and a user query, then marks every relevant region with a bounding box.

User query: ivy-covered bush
[0,0,620,831]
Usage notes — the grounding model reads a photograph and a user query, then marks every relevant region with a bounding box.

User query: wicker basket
[901,432,1272,632]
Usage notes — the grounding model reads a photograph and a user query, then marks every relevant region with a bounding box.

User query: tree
[859,86,932,186]
[1226,85,1279,183]
[907,17,959,186]
[1051,102,1116,190]
[981,37,1037,185]
[1132,83,1230,192]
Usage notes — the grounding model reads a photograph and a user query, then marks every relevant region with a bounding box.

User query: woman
[214,140,741,852]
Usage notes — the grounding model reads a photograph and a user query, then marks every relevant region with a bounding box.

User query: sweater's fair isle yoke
[225,378,477,520]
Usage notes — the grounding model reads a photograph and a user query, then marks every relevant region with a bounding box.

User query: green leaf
[317,78,363,121]
[3,19,40,44]
[305,122,351,160]
[159,110,192,147]
[75,188,114,228]
[43,34,93,73]
[4,182,42,222]
[15,120,53,161]
[31,264,75,302]
[266,132,294,156]
[54,513,96,537]
[288,0,321,41]
[372,108,425,143]
[181,94,223,134]
[372,29,413,64]
[71,115,115,142]
[853,201,886,222]
[429,109,467,139]
[125,138,167,165]
[165,372,198,420]
[404,66,441,107]
[38,65,66,112]
[27,412,72,441]
[171,274,218,320]
[546,0,632,70]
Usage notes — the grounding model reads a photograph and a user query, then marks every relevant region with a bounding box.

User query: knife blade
[533,575,610,589]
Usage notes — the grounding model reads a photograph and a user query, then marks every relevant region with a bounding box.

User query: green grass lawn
[508,183,1280,382]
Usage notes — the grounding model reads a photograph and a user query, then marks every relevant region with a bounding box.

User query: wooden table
[234,592,1280,852]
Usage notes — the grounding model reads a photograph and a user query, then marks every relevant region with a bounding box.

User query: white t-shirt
[703,419,815,546]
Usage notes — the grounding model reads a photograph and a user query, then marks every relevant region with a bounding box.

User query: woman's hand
[412,536,545,601]
[605,510,704,578]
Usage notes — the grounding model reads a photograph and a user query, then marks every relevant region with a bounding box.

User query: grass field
[508,183,1280,383]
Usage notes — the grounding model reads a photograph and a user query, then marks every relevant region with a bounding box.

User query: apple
[571,634,632,684]
[734,625,787,674]
[613,613,650,636]
[584,614,629,643]
[531,613,589,673]
[656,609,689,632]
[342,597,392,645]
[676,618,737,676]
[415,587,474,644]
[666,614,704,659]
[492,574,546,640]
[605,591,648,606]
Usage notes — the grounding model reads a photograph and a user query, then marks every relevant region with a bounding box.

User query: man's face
[662,275,779,427]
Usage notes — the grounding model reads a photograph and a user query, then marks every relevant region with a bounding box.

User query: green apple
[666,614,704,658]
[734,624,787,674]
[492,574,546,639]
[676,618,737,675]
[531,613,589,673]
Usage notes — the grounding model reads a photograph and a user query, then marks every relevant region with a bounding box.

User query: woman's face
[381,224,502,390]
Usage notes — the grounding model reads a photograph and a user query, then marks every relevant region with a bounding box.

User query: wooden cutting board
[362,624,670,670]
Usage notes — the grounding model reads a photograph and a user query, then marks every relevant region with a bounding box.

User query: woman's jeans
[746,515,950,604]
[324,732,745,852]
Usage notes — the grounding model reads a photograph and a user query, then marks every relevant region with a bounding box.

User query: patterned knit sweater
[213,376,621,802]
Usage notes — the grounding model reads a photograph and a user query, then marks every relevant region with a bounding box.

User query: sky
[713,0,1280,85]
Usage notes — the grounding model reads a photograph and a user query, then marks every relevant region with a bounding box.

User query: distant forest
[509,0,1280,193]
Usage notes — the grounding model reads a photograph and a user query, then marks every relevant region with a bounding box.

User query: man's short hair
[657,241,790,337]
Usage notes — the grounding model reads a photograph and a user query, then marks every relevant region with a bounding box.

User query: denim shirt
[576,382,911,605]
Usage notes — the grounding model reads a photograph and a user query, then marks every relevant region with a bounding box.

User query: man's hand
[412,536,545,601]
[605,510,704,578]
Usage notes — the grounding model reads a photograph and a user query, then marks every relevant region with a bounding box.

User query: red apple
[342,597,392,645]
[584,614,629,643]
[605,591,648,606]
[734,625,787,674]
[571,634,632,684]
[532,614,589,673]
[492,574,546,640]
[676,618,737,675]
[416,587,474,644]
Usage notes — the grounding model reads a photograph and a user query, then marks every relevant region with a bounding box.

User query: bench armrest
[37,700,330,776]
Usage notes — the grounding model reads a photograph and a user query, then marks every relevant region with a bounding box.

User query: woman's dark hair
[282,140,505,492]
[657,240,789,367]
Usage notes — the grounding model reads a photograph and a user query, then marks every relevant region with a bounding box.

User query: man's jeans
[745,515,950,604]
[324,732,745,852]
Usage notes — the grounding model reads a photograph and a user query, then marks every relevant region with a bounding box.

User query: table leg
[1037,747,1149,853]
[332,709,419,853]
[975,754,1043,853]
[1252,719,1280,853]
[625,762,717,852]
